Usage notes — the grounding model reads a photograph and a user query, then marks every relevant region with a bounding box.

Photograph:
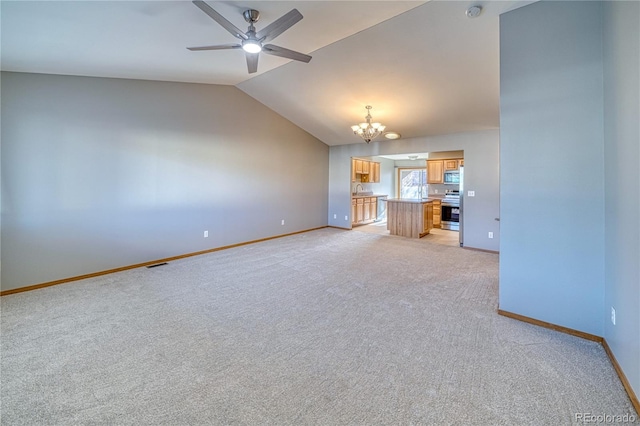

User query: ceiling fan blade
[187,43,241,51]
[255,9,303,43]
[192,1,247,40]
[246,52,259,74]
[263,44,312,63]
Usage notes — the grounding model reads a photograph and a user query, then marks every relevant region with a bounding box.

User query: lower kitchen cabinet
[351,199,357,224]
[423,202,434,234]
[352,196,379,226]
[369,197,377,221]
[432,199,441,228]
[364,198,371,221]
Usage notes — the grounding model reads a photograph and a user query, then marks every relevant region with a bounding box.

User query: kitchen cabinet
[432,199,441,228]
[428,158,463,183]
[354,159,363,174]
[369,197,377,220]
[351,196,380,226]
[356,198,364,223]
[427,160,444,184]
[363,198,371,221]
[371,162,380,183]
[444,160,459,171]
[351,199,356,224]
[352,158,380,183]
[423,202,434,234]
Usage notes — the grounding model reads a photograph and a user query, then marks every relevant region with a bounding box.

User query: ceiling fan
[187,0,312,74]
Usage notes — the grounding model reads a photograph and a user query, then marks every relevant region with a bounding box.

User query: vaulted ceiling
[1,1,535,146]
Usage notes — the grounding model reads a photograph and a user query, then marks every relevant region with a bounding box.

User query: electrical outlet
[281,220,285,226]
[611,307,616,325]
[203,230,208,238]
[468,190,475,197]
[333,214,337,219]
[435,189,438,194]
[345,216,348,221]
[488,232,493,239]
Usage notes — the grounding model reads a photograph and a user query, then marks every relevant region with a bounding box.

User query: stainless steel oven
[441,190,460,231]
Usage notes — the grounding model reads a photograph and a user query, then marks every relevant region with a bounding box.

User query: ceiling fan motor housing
[243,10,260,24]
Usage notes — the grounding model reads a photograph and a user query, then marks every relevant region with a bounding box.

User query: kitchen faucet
[355,184,364,195]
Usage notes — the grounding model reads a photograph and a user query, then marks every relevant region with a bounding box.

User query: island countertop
[351,194,388,199]
[384,198,436,203]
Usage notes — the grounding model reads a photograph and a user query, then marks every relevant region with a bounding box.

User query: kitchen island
[385,198,434,238]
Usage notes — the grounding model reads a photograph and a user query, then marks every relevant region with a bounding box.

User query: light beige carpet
[1,228,637,425]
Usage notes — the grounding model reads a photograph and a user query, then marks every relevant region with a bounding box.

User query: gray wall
[1,72,329,291]
[499,1,605,336]
[328,130,500,251]
[603,0,640,401]
[500,0,640,399]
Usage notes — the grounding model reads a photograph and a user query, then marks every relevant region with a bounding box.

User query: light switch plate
[468,190,475,197]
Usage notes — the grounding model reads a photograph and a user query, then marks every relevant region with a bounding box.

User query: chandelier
[351,105,386,143]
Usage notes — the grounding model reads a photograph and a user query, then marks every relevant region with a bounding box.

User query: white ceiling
[1,0,536,146]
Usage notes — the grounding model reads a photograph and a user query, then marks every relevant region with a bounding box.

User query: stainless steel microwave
[444,170,460,184]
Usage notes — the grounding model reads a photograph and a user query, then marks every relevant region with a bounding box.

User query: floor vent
[146,262,168,269]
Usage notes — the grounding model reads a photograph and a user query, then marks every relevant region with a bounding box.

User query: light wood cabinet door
[423,202,433,234]
[371,162,380,183]
[427,160,444,184]
[351,159,357,182]
[458,159,464,168]
[355,159,363,174]
[369,198,377,221]
[362,160,370,174]
[363,198,371,221]
[444,160,459,171]
[356,198,364,223]
[432,199,441,227]
[351,199,357,224]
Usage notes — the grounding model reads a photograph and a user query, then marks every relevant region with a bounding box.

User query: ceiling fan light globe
[242,41,262,53]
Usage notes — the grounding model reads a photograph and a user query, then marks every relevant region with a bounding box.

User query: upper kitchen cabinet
[352,158,381,183]
[362,160,370,174]
[354,159,364,174]
[444,160,459,171]
[428,158,464,183]
[427,160,444,184]
[371,162,380,183]
[444,159,465,171]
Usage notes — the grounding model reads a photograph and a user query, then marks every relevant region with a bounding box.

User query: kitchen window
[397,168,427,199]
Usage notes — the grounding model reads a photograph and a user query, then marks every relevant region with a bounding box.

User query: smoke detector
[466,5,483,18]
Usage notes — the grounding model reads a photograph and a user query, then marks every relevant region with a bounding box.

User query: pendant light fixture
[351,105,386,143]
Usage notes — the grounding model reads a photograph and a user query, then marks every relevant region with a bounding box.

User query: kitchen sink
[352,191,374,196]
